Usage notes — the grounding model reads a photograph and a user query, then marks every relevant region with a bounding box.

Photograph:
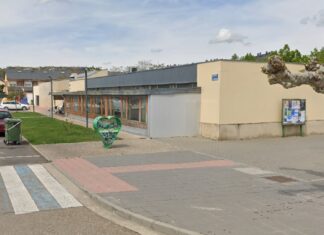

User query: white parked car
[0,101,29,110]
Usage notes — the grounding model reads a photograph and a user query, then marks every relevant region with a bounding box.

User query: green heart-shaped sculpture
[93,116,122,149]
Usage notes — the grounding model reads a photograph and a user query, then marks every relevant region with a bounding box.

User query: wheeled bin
[4,118,22,145]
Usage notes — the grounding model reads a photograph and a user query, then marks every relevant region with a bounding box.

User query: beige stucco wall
[69,70,109,92]
[219,61,324,124]
[198,60,324,139]
[89,70,108,78]
[69,79,84,92]
[38,81,51,108]
[53,79,69,92]
[197,61,222,124]
[33,85,39,106]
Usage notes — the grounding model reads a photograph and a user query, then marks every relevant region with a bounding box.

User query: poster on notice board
[282,99,306,125]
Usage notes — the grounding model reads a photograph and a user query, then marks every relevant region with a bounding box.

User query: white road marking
[0,155,41,159]
[308,178,324,182]
[29,165,81,208]
[234,167,273,175]
[0,166,39,214]
[191,206,223,211]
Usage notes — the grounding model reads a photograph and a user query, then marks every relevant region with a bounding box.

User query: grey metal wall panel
[88,64,197,89]
[148,93,201,138]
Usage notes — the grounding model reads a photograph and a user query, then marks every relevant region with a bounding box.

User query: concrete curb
[31,144,200,235]
[28,141,51,163]
[86,192,201,235]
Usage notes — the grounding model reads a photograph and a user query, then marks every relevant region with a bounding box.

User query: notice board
[282,99,306,125]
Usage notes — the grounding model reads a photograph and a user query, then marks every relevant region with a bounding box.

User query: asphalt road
[0,207,139,235]
[0,135,48,166]
[0,135,140,235]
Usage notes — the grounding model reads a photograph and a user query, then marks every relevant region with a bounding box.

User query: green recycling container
[4,118,22,145]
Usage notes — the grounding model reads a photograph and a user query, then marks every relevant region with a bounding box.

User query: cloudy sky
[0,0,323,68]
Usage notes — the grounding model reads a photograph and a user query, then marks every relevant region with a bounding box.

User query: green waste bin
[4,118,22,145]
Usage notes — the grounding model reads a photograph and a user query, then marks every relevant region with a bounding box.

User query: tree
[262,55,324,93]
[241,53,256,61]
[276,44,309,63]
[0,84,5,98]
[310,48,324,64]
[0,68,5,79]
[232,44,315,63]
[231,53,239,60]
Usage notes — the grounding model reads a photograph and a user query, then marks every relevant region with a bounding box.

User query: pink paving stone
[104,160,236,174]
[54,158,236,194]
[54,158,137,193]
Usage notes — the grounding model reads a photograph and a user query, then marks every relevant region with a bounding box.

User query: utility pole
[32,83,35,112]
[85,69,89,128]
[49,76,53,118]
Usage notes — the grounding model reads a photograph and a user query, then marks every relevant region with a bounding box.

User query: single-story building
[61,65,201,137]
[57,60,324,140]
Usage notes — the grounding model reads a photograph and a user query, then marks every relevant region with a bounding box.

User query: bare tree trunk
[262,56,324,93]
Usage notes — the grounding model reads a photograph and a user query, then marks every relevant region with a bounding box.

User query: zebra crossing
[0,164,82,215]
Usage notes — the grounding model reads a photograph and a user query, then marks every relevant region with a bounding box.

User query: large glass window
[95,96,101,114]
[122,97,127,119]
[73,96,79,112]
[140,96,147,123]
[101,97,106,115]
[112,97,121,118]
[128,96,140,121]
[66,97,70,111]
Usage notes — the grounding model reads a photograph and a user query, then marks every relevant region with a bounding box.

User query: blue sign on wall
[211,74,219,81]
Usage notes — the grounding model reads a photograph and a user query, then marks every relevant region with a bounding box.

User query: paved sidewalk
[33,133,324,235]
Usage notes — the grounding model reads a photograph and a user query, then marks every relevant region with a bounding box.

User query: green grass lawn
[12,112,100,145]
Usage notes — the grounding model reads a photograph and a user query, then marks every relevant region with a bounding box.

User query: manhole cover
[264,176,297,183]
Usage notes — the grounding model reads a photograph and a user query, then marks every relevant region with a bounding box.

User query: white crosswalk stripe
[0,164,82,215]
[29,164,82,208]
[0,166,39,214]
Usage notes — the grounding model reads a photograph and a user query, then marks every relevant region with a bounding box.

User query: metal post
[50,76,53,118]
[32,83,35,112]
[85,69,89,128]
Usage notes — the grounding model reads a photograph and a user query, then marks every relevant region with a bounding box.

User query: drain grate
[264,175,297,183]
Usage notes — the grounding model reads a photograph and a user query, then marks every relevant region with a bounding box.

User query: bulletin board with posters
[282,99,306,136]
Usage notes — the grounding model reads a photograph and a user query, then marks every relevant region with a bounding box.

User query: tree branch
[262,56,324,93]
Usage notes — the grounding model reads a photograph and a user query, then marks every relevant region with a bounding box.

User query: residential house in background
[34,69,115,111]
[5,67,80,104]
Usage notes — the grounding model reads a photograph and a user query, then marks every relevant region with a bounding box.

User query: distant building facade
[57,61,324,139]
[5,68,72,104]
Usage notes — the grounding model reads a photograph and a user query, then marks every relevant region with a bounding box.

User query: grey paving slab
[100,167,324,235]
[86,151,216,167]
[42,134,324,235]
[0,137,48,166]
[158,136,324,181]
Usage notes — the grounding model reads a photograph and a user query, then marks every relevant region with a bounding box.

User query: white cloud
[300,9,324,27]
[209,28,250,46]
[300,17,310,24]
[0,0,323,67]
[150,49,163,53]
[37,0,69,4]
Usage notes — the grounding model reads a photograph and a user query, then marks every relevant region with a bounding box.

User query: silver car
[0,101,30,110]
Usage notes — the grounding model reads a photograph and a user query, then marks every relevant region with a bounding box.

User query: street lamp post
[49,76,53,118]
[85,69,89,128]
[32,83,35,112]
